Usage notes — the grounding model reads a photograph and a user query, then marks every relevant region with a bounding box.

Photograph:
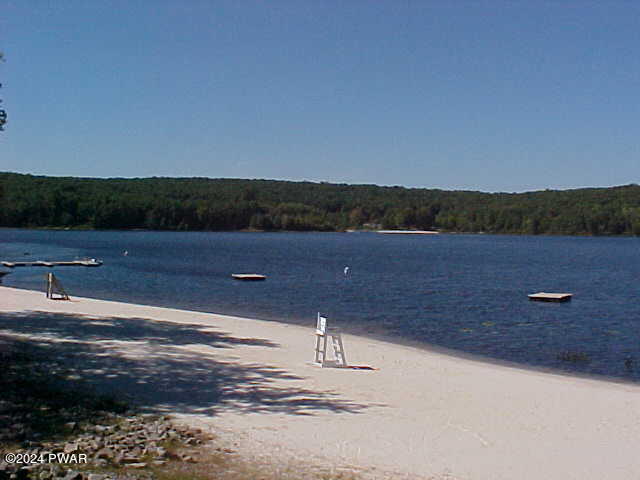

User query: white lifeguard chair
[313,313,347,367]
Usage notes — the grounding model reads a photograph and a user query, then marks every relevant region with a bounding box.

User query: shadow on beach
[0,311,372,422]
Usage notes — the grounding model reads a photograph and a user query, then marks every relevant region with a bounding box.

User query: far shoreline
[1,225,639,238]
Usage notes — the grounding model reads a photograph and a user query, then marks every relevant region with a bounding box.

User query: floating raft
[528,292,573,302]
[232,274,267,281]
[1,259,103,268]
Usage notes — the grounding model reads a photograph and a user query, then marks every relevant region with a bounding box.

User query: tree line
[1,172,640,235]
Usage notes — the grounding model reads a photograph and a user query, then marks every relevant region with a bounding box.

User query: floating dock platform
[1,259,103,268]
[528,292,573,302]
[232,274,266,281]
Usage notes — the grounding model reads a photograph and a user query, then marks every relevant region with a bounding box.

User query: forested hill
[1,172,640,235]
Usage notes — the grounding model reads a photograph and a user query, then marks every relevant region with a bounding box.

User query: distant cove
[2,228,640,382]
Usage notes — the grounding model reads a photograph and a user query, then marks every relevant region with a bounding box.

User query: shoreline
[3,284,637,388]
[2,285,640,479]
[4,225,640,238]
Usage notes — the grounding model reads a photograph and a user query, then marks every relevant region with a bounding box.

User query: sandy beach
[1,285,639,480]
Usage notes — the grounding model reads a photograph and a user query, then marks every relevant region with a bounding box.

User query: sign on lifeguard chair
[313,313,347,367]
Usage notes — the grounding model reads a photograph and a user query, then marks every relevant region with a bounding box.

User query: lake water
[1,229,640,382]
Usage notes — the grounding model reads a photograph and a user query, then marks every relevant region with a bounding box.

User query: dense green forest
[1,172,640,235]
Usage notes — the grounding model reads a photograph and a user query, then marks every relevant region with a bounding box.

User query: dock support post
[46,272,52,299]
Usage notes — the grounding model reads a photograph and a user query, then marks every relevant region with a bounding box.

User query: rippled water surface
[2,229,640,381]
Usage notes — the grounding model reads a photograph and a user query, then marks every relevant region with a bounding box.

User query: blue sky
[1,1,639,192]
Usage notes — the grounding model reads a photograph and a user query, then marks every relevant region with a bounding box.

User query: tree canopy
[1,172,640,235]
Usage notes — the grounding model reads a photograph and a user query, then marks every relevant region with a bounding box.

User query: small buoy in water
[123,250,128,256]
[344,266,350,276]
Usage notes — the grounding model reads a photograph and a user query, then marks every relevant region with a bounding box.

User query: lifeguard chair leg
[331,333,347,367]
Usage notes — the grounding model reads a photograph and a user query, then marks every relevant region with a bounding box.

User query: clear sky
[1,1,639,192]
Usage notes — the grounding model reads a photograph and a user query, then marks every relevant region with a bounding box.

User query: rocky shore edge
[0,411,215,480]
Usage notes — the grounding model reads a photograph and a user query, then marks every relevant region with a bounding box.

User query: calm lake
[2,229,640,382]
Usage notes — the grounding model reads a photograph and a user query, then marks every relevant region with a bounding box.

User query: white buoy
[344,266,350,276]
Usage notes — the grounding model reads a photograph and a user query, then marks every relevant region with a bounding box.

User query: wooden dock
[1,259,103,268]
[528,292,573,302]
[232,274,266,281]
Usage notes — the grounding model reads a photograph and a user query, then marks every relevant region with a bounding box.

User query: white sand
[1,286,639,480]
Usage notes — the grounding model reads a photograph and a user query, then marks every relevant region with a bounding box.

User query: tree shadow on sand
[0,311,375,419]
